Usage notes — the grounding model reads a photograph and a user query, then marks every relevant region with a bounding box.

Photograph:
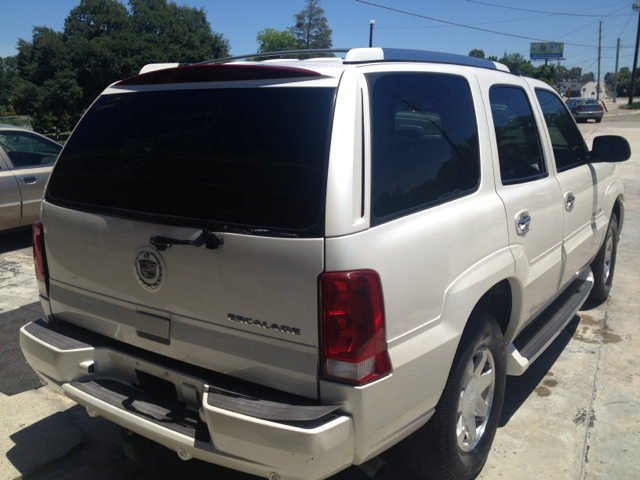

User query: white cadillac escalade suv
[21,48,630,480]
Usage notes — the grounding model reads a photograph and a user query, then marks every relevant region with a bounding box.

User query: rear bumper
[573,111,603,120]
[20,319,354,480]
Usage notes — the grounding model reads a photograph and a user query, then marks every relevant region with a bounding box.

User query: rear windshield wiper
[149,227,298,251]
[150,229,224,251]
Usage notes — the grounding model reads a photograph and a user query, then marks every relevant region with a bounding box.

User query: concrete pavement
[0,111,638,480]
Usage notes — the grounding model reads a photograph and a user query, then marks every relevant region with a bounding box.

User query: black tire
[588,213,618,303]
[595,117,602,123]
[401,315,506,480]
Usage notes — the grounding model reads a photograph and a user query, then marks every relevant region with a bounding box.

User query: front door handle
[515,209,531,235]
[564,191,575,210]
[19,176,37,184]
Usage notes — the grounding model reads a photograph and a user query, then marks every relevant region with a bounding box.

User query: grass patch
[619,101,640,110]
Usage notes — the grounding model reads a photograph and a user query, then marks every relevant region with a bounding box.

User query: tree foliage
[256,28,298,54]
[291,0,332,50]
[6,0,229,132]
[604,67,640,96]
[468,49,560,87]
[0,56,19,113]
[580,71,595,83]
[468,49,485,59]
[557,66,582,82]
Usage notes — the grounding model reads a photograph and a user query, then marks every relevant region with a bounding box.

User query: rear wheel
[402,315,506,479]
[588,213,618,303]
[595,117,602,123]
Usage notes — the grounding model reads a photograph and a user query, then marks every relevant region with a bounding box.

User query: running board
[506,268,593,376]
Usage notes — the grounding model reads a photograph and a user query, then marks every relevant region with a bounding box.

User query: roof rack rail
[190,49,350,66]
[188,47,510,73]
[344,48,509,71]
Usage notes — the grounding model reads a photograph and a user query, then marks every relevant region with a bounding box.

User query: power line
[376,13,554,29]
[617,11,635,39]
[354,0,632,48]
[464,0,631,18]
[552,4,630,41]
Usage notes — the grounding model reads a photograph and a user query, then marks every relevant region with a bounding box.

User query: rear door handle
[19,176,37,184]
[515,209,531,235]
[564,191,575,210]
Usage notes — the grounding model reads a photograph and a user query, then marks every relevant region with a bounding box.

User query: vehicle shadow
[498,314,581,427]
[6,405,85,477]
[0,227,32,254]
[14,397,372,480]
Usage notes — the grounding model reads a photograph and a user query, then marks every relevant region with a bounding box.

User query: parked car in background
[566,98,604,123]
[0,124,62,231]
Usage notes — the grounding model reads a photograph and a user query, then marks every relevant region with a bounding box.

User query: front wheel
[401,315,506,480]
[588,213,618,303]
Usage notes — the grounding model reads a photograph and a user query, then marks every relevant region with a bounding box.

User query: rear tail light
[597,105,604,111]
[32,221,49,298]
[576,106,583,111]
[321,270,391,385]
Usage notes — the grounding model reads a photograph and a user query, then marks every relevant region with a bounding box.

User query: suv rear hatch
[42,66,338,399]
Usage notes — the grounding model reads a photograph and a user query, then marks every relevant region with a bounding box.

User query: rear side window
[46,87,336,237]
[489,86,546,185]
[0,132,61,168]
[535,89,588,171]
[366,73,480,225]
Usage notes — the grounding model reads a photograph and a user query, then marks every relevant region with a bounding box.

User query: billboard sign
[530,42,564,59]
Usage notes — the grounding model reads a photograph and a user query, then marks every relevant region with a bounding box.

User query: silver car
[566,98,604,123]
[0,125,62,231]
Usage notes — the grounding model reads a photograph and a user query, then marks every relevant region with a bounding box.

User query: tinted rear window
[47,87,336,237]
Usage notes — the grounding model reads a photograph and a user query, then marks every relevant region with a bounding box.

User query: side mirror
[590,135,631,163]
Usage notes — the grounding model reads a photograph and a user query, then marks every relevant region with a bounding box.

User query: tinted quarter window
[535,89,588,171]
[366,73,480,225]
[47,87,336,237]
[490,86,546,185]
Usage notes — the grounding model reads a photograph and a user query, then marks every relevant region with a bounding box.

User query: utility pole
[629,3,640,105]
[614,38,620,103]
[369,20,375,48]
[597,21,602,101]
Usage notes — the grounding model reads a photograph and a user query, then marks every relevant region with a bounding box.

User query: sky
[0,0,638,81]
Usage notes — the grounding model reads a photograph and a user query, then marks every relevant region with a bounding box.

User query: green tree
[3,105,17,116]
[256,28,298,54]
[11,0,230,133]
[616,67,640,96]
[291,0,332,50]
[468,49,485,59]
[557,65,569,81]
[581,72,595,83]
[0,56,19,108]
[531,64,556,87]
[498,52,529,73]
[604,71,614,86]
[569,67,582,80]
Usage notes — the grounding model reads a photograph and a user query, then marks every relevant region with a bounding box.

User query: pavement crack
[579,298,610,480]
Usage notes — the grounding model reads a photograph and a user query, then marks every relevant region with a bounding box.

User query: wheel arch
[613,193,624,238]
[439,248,521,347]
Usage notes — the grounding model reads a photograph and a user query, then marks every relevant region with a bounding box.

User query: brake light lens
[597,105,604,111]
[576,105,583,111]
[32,222,49,298]
[321,270,391,385]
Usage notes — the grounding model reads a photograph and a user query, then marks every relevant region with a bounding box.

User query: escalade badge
[133,246,167,292]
